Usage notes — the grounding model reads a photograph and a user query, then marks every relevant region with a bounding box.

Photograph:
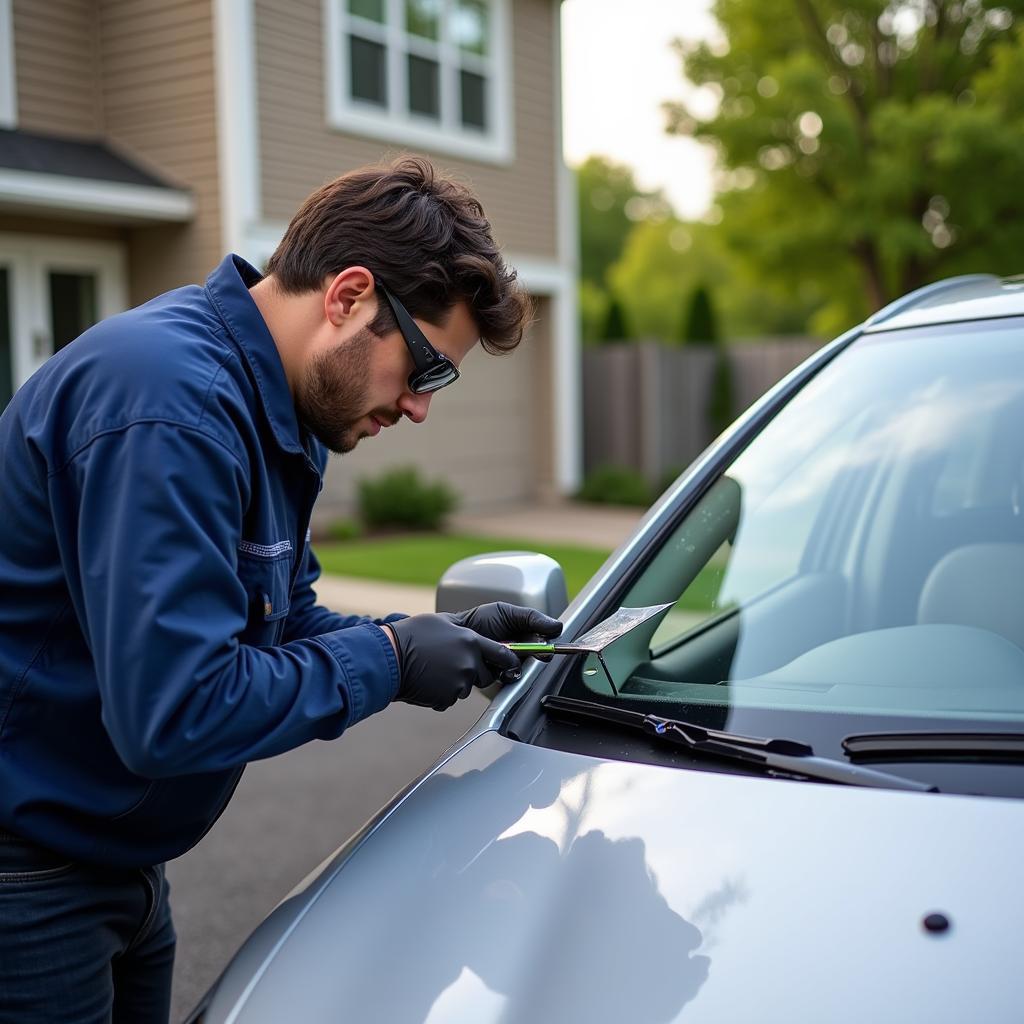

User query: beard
[295,326,387,454]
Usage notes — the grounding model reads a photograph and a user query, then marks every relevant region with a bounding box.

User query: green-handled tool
[505,641,578,654]
[503,603,675,695]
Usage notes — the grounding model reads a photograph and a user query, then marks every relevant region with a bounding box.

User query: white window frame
[0,235,127,392]
[324,0,513,165]
[0,0,16,128]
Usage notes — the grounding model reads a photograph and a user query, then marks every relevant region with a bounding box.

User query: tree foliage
[607,217,815,341]
[667,1,1024,334]
[576,155,673,289]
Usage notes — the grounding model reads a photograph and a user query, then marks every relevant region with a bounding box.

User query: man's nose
[397,390,432,424]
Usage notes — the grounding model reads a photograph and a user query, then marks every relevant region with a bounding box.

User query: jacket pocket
[236,549,292,645]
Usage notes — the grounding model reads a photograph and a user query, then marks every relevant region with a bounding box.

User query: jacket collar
[205,254,305,455]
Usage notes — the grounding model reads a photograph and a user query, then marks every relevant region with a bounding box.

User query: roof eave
[0,168,195,225]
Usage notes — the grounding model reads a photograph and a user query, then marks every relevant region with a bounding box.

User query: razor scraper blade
[506,603,674,654]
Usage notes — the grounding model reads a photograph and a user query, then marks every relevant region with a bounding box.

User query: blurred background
[1,0,1023,1017]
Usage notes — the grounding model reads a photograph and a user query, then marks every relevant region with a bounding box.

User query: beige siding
[12,0,102,137]
[98,0,221,304]
[255,0,558,261]
[315,296,551,522]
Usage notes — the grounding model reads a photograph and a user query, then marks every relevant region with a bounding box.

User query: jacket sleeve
[280,542,407,643]
[55,421,401,779]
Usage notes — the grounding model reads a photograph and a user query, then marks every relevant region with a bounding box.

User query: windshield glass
[568,318,1024,741]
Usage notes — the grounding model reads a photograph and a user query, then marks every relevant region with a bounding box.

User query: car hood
[211,730,1024,1023]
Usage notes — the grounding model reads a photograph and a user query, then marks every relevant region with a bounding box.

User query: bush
[576,465,652,507]
[326,517,363,542]
[357,466,458,531]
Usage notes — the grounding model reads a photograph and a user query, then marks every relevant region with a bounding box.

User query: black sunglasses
[374,279,461,395]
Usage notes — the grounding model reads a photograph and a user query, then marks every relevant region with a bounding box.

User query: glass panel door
[48,271,98,352]
[0,235,126,401]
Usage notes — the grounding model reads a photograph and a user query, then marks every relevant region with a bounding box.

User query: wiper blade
[542,695,937,793]
[844,731,1024,762]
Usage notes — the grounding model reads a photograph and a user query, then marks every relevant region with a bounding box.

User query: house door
[0,236,127,408]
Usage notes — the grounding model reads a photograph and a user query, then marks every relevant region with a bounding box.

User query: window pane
[0,268,12,408]
[48,272,97,352]
[453,0,488,55]
[405,0,440,39]
[348,0,385,23]
[350,35,387,106]
[408,54,440,118]
[460,69,487,129]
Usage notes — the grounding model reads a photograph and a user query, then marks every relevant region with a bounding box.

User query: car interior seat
[917,543,1024,651]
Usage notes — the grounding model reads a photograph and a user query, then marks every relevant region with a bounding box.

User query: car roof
[863,274,1024,333]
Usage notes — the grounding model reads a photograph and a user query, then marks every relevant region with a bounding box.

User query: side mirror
[436,551,568,618]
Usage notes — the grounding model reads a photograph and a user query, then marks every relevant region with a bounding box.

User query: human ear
[323,266,375,326]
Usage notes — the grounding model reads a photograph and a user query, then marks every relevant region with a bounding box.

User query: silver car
[188,274,1024,1023]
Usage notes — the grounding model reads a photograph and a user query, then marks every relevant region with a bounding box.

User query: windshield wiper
[844,731,1024,763]
[541,695,937,792]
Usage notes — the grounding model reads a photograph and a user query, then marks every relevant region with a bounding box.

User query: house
[0,0,580,517]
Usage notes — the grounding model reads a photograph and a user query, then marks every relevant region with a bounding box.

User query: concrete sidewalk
[314,501,645,619]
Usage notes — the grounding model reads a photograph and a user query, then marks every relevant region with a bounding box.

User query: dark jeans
[0,830,176,1024]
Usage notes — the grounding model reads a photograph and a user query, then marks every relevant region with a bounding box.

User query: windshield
[565,318,1024,755]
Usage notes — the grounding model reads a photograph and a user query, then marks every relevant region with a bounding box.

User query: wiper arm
[844,731,1024,763]
[542,695,937,793]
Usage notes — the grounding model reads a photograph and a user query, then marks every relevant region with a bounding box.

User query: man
[0,156,561,1022]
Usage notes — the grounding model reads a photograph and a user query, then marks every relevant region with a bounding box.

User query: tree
[576,156,672,290]
[682,284,720,344]
[666,2,1024,334]
[602,296,630,341]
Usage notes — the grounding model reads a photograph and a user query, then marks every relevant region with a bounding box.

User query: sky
[561,0,719,220]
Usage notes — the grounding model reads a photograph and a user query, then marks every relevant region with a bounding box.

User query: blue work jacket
[0,255,402,868]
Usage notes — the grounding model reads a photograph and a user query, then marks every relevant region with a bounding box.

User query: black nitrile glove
[388,613,522,711]
[443,602,564,673]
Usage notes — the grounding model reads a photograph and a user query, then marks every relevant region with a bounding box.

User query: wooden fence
[583,338,821,483]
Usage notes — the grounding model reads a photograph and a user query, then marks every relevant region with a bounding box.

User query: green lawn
[314,534,612,598]
[314,532,728,612]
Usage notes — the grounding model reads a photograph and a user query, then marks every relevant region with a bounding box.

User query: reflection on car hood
[213,731,1024,1023]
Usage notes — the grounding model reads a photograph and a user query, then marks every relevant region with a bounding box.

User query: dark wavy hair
[265,156,532,354]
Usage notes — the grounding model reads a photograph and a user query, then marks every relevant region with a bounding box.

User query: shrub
[576,465,652,507]
[357,466,458,531]
[326,517,363,542]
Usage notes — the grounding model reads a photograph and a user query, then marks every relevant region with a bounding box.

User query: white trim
[324,0,513,165]
[0,0,15,129]
[214,0,261,259]
[0,169,194,223]
[504,255,570,296]
[244,220,288,269]
[550,0,580,494]
[0,234,127,390]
